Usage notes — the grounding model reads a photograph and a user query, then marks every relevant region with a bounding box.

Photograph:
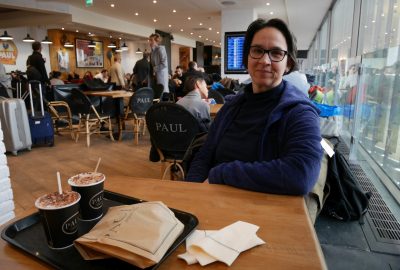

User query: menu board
[224,32,247,74]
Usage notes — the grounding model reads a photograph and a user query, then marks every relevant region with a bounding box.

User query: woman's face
[247,27,291,93]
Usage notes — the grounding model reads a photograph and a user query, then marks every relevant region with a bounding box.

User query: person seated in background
[50,71,64,85]
[172,65,184,99]
[186,18,323,197]
[176,74,211,132]
[94,69,109,83]
[83,71,94,80]
[181,61,203,85]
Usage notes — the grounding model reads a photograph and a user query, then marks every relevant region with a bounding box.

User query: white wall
[221,9,256,82]
[171,43,181,72]
[0,27,51,74]
[120,41,149,75]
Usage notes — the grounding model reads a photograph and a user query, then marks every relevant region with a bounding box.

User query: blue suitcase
[28,81,54,146]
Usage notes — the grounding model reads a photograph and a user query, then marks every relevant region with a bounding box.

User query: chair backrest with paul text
[129,87,154,116]
[146,103,201,159]
[70,88,93,116]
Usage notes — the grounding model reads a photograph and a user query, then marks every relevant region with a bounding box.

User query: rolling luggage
[28,81,54,146]
[0,97,32,155]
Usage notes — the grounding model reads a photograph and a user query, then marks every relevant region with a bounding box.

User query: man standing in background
[110,53,126,90]
[133,51,150,90]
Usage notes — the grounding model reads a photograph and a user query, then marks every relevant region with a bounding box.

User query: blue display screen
[224,32,247,74]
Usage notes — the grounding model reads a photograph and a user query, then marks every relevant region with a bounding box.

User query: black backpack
[322,148,372,222]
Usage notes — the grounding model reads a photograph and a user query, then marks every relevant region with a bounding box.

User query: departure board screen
[224,32,247,74]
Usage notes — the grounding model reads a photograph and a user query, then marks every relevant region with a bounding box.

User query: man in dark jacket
[26,41,49,84]
[133,52,150,89]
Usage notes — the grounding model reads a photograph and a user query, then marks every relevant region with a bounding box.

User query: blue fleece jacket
[186,81,323,195]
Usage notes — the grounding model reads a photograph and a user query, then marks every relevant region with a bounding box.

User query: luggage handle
[28,80,45,117]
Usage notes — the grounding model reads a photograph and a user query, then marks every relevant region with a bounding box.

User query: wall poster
[75,39,103,68]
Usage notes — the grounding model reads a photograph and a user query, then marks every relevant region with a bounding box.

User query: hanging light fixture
[22,34,35,42]
[107,41,116,48]
[41,36,53,44]
[121,42,128,51]
[115,47,123,52]
[88,40,96,48]
[136,48,143,54]
[64,41,74,47]
[0,31,13,41]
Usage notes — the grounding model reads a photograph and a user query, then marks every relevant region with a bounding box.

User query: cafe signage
[0,40,18,65]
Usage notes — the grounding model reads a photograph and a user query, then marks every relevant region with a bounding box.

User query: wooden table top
[84,90,133,98]
[209,103,223,117]
[0,177,326,270]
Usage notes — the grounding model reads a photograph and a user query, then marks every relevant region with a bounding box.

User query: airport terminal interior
[0,0,400,269]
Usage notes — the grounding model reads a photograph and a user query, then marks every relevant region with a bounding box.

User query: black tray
[1,190,199,270]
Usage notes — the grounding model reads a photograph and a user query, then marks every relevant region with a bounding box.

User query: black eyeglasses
[249,46,287,62]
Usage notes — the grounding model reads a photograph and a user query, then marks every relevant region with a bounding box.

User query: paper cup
[35,191,80,249]
[68,172,105,221]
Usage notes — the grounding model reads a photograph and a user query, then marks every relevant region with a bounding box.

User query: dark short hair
[242,18,298,73]
[176,65,183,70]
[188,61,197,70]
[32,41,41,51]
[183,74,205,95]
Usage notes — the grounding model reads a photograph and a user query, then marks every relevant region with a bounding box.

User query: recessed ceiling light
[135,12,139,16]
[110,35,113,38]
[199,22,203,26]
[381,13,385,16]
[153,0,157,3]
[217,31,220,34]
[206,38,208,40]
[213,41,215,43]
[76,30,79,32]
[187,17,191,20]
[372,20,375,23]
[110,4,115,8]
[61,27,64,30]
[173,9,176,13]
[266,2,270,5]
[153,19,157,22]
[208,27,212,30]
[168,24,172,27]
[190,32,193,35]
[270,11,274,15]
[198,35,202,38]
[119,37,122,40]
[180,29,183,32]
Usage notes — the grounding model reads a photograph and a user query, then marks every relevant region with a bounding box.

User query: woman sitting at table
[186,18,323,196]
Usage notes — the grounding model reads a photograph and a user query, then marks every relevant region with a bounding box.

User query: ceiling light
[88,40,96,48]
[61,27,65,30]
[199,22,203,26]
[269,11,274,15]
[153,19,157,22]
[76,30,79,32]
[208,27,212,30]
[64,41,74,48]
[173,9,176,13]
[108,42,116,48]
[168,24,172,27]
[187,17,191,20]
[23,34,35,42]
[110,4,115,8]
[0,31,13,41]
[110,35,113,38]
[266,2,270,5]
[206,38,209,40]
[115,47,123,52]
[135,12,139,16]
[180,29,183,32]
[198,35,202,38]
[190,32,193,35]
[41,36,52,44]
[136,48,143,54]
[153,0,157,3]
[121,42,128,51]
[217,31,220,34]
[119,37,122,40]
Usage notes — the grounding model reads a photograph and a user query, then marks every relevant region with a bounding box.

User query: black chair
[70,89,114,147]
[119,87,154,144]
[153,83,164,102]
[208,90,225,104]
[145,103,201,180]
[216,88,236,97]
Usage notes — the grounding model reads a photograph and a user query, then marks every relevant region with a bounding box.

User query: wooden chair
[145,103,201,180]
[119,87,154,144]
[47,100,75,139]
[70,89,114,147]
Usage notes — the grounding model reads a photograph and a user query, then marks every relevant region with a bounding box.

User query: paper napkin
[178,221,265,266]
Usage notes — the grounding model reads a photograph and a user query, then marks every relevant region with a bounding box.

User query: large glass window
[356,0,400,188]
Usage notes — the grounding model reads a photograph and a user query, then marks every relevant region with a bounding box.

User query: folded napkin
[75,201,184,269]
[178,221,265,266]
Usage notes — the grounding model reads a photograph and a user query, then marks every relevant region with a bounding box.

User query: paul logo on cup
[68,172,105,221]
[35,191,80,249]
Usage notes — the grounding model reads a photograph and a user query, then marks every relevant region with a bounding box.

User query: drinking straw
[94,157,101,173]
[57,172,62,194]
